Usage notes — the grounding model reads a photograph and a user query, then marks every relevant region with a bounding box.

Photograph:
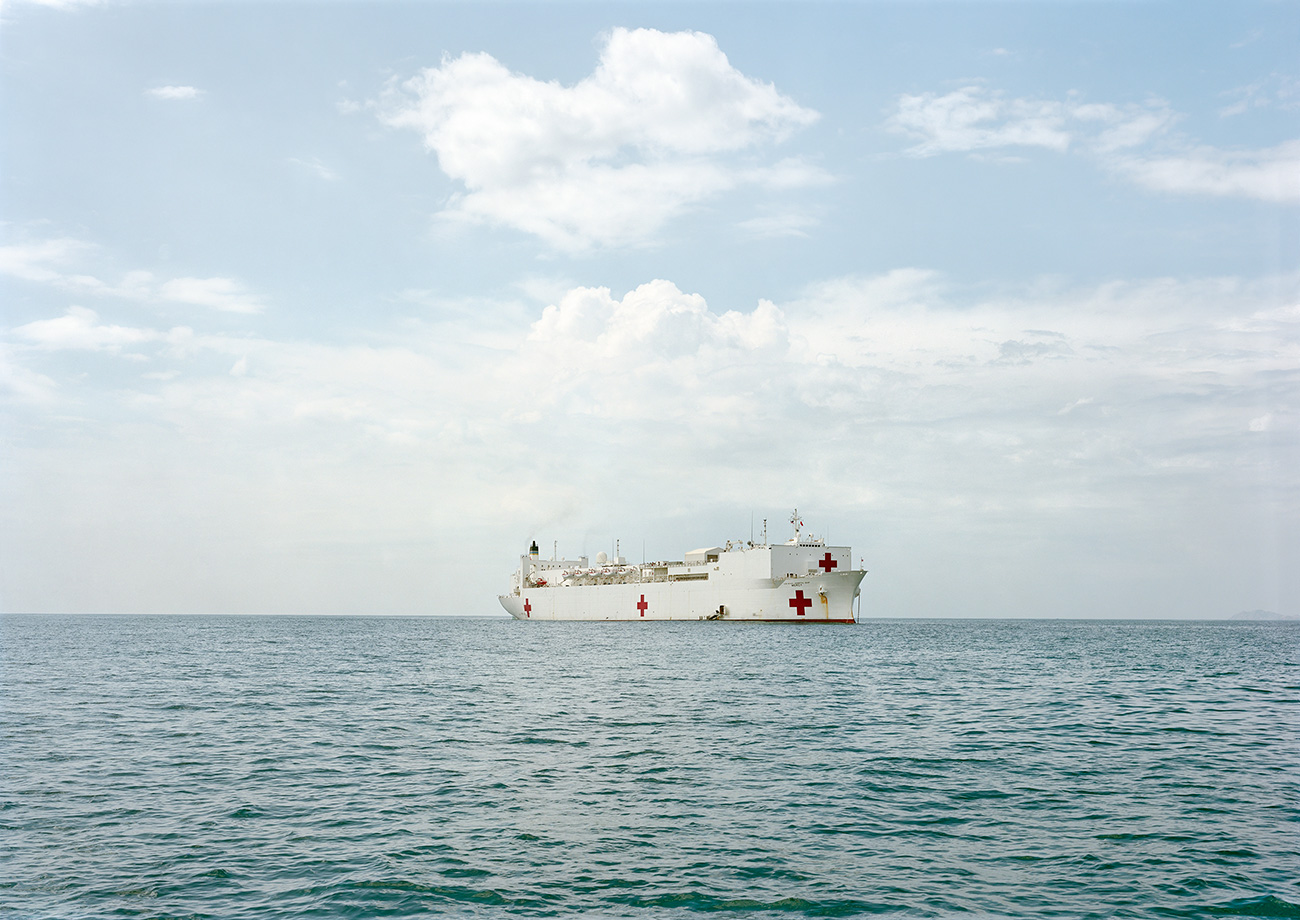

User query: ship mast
[790,508,802,542]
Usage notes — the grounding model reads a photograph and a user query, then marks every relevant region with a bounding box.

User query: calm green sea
[2,616,1297,919]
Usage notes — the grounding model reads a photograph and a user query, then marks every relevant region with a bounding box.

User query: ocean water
[2,616,1297,919]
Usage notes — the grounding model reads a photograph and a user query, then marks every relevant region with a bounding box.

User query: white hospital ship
[499,511,865,622]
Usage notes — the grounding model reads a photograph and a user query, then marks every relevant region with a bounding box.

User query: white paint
[501,537,863,622]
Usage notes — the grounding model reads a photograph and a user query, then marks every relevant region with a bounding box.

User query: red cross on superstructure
[637,594,648,617]
[523,598,531,618]
[818,552,838,572]
[789,589,812,616]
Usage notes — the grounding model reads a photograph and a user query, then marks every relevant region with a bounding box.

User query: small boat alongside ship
[499,510,865,622]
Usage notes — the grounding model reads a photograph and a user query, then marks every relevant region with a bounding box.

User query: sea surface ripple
[2,616,1297,919]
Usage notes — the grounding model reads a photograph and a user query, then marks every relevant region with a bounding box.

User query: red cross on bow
[818,552,838,572]
[789,589,811,616]
[637,594,648,617]
[523,599,531,617]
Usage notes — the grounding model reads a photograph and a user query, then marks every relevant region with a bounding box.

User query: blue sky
[1,1,1296,617]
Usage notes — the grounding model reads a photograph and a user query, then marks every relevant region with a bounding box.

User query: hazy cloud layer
[887,85,1300,202]
[380,27,822,250]
[4,241,1294,614]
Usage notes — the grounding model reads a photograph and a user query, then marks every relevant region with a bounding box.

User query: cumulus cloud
[146,85,203,101]
[379,27,821,250]
[515,280,788,421]
[887,84,1299,203]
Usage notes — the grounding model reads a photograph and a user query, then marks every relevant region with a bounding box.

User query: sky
[1,1,1296,618]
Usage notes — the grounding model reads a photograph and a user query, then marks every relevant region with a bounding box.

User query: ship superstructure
[499,511,865,622]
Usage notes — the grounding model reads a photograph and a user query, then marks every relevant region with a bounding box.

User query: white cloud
[0,344,57,402]
[1058,397,1094,415]
[1072,100,1176,153]
[888,86,1174,157]
[887,86,1074,156]
[379,27,820,250]
[159,276,266,314]
[0,238,91,282]
[146,85,203,101]
[887,84,1297,203]
[1219,74,1300,117]
[13,306,161,351]
[736,211,820,239]
[1113,139,1300,203]
[516,280,788,420]
[3,234,269,308]
[4,0,104,8]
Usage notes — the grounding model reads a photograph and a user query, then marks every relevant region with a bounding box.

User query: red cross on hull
[789,589,812,616]
[523,598,531,618]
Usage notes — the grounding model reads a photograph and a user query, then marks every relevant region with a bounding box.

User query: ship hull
[499,570,863,622]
